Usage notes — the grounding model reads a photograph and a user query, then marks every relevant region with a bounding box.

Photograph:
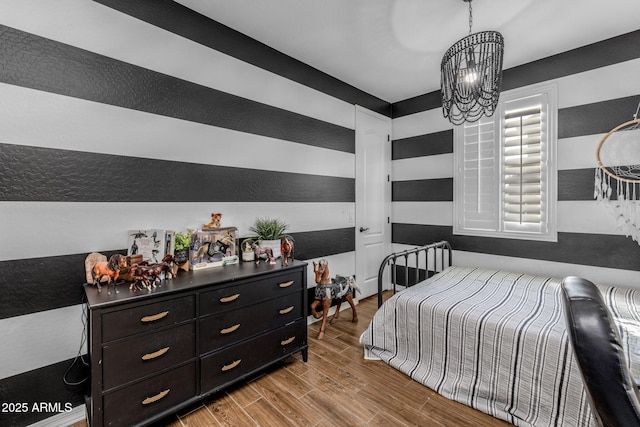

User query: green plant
[249,217,291,241]
[174,232,192,251]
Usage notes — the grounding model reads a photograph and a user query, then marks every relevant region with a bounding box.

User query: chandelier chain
[468,0,473,35]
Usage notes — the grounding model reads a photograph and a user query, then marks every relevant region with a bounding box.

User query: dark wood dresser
[83,260,307,427]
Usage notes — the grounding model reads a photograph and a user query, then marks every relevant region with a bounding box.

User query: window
[453,83,558,241]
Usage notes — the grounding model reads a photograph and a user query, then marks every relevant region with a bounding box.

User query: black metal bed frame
[377,240,453,307]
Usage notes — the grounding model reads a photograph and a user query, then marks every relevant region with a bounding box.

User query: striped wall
[391,29,640,290]
[0,1,389,425]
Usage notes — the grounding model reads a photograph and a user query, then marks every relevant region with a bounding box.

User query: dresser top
[84,259,307,309]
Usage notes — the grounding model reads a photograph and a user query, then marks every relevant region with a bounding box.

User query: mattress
[360,266,640,427]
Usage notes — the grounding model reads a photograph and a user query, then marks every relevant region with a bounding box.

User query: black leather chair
[561,276,640,427]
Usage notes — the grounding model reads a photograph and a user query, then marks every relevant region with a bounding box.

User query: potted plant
[174,231,191,265]
[248,217,291,259]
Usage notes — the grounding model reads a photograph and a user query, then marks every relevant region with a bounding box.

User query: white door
[355,106,391,299]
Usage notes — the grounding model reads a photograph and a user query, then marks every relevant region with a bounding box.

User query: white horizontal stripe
[392,153,453,181]
[392,202,453,226]
[558,134,601,170]
[392,108,452,141]
[556,58,640,109]
[558,201,623,235]
[0,0,355,130]
[0,305,85,380]
[0,202,355,261]
[0,84,355,179]
[454,250,640,291]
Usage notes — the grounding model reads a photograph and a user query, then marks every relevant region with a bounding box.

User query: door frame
[355,105,392,300]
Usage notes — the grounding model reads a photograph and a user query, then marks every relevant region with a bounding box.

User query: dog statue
[310,259,359,339]
[203,213,222,229]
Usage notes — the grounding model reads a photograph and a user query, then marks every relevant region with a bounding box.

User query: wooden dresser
[84,260,307,427]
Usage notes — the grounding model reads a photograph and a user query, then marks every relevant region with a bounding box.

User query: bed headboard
[377,240,452,307]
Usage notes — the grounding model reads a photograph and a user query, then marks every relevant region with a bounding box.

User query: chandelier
[440,0,504,125]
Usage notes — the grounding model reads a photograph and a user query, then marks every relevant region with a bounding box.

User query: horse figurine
[130,254,175,291]
[311,259,359,339]
[253,242,275,265]
[281,237,294,266]
[91,254,127,294]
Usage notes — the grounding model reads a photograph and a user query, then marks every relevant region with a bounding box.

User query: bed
[359,241,640,427]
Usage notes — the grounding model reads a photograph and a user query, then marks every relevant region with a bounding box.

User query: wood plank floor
[71,293,512,427]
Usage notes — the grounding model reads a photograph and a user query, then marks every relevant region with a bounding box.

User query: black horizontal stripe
[558,169,596,201]
[0,357,87,427]
[389,169,600,202]
[0,25,354,153]
[0,144,354,203]
[0,229,353,319]
[290,228,355,261]
[559,95,640,139]
[93,0,392,117]
[392,178,453,202]
[0,251,122,320]
[392,29,640,118]
[502,30,640,92]
[392,223,640,272]
[392,130,453,160]
[392,91,442,119]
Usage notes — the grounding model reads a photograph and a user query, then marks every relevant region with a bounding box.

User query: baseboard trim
[28,405,85,427]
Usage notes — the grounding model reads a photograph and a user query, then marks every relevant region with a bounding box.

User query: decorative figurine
[89,253,127,295]
[280,237,294,266]
[310,259,359,340]
[252,242,275,265]
[203,213,222,229]
[129,254,175,292]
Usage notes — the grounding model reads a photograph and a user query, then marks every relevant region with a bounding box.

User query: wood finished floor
[70,293,512,427]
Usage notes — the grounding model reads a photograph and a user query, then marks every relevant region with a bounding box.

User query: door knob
[359,227,370,232]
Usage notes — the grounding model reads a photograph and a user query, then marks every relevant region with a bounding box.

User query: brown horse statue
[311,259,359,339]
[281,237,294,266]
[253,242,275,265]
[129,254,175,291]
[91,254,127,294]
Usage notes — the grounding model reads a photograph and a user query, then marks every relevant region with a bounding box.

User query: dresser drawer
[103,362,196,427]
[103,322,196,390]
[199,271,302,315]
[201,320,306,394]
[102,295,195,342]
[200,291,303,354]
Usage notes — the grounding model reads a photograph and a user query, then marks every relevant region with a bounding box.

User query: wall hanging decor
[441,0,504,125]
[595,101,640,242]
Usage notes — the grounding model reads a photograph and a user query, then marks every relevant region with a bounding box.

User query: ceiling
[176,0,640,103]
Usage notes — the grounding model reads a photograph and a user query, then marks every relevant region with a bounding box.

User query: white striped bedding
[359,267,640,427]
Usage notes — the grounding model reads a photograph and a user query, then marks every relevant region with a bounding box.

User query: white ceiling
[176,0,640,103]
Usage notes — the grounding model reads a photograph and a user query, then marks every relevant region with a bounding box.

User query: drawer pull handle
[221,359,241,372]
[220,324,240,334]
[278,280,294,288]
[281,336,295,346]
[279,306,295,315]
[140,311,169,323]
[142,389,170,405]
[141,347,170,361]
[220,294,240,303]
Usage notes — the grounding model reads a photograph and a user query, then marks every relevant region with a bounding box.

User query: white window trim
[453,82,558,242]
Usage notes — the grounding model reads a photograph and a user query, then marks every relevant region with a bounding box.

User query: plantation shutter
[458,118,498,231]
[502,96,547,234]
[454,84,556,241]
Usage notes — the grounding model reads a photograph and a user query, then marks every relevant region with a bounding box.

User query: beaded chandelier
[441,0,504,125]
